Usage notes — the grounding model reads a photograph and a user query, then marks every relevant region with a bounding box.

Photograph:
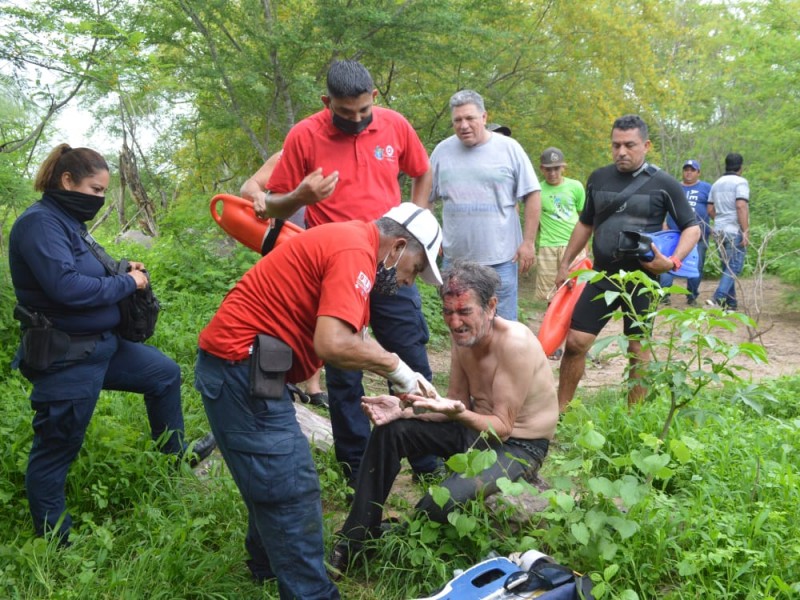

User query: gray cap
[540,147,566,167]
[487,123,512,137]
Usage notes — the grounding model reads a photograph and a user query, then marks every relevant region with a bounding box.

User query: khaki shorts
[534,247,589,301]
[534,246,568,301]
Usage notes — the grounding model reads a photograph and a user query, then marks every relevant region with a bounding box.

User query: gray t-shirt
[430,133,540,265]
[710,174,750,235]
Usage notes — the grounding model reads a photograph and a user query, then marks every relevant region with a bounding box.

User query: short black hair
[725,152,744,172]
[612,114,649,141]
[326,60,374,99]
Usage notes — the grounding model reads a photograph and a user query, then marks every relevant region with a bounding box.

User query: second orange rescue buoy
[210,194,303,255]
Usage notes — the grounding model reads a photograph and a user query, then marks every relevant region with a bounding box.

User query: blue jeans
[22,333,185,540]
[443,258,518,320]
[325,284,439,481]
[660,239,708,301]
[712,232,746,308]
[195,350,339,600]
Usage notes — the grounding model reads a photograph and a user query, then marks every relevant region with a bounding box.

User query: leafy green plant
[589,268,770,440]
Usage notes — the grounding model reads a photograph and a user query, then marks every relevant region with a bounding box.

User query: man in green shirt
[535,147,586,301]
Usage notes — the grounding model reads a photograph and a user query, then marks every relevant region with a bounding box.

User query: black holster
[248,334,292,399]
[14,304,71,371]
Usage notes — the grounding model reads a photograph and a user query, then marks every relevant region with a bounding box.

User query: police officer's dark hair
[612,114,649,141]
[725,152,744,172]
[326,60,374,99]
[438,261,500,310]
[34,144,109,192]
[375,217,424,255]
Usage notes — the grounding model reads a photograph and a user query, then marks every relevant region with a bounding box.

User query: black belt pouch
[248,334,292,399]
[21,327,72,371]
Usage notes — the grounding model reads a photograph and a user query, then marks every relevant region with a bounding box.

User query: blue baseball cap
[682,159,701,171]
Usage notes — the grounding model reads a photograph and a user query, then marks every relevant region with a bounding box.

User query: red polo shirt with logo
[267,106,430,227]
[199,221,378,383]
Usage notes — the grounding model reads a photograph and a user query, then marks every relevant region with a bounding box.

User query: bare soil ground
[519,274,800,392]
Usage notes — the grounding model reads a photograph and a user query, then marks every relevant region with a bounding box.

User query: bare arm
[514,190,540,273]
[736,199,750,247]
[240,151,282,207]
[313,315,399,376]
[641,224,701,275]
[707,201,716,220]
[251,169,340,220]
[411,331,535,440]
[555,221,593,287]
[410,168,433,209]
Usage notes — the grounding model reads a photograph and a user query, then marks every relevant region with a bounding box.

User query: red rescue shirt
[267,106,430,227]
[199,221,379,383]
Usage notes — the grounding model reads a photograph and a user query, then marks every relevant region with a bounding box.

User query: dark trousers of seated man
[325,284,440,483]
[339,418,549,546]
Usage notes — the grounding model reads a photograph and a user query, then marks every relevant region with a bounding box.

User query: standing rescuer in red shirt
[242,59,441,488]
[194,204,442,598]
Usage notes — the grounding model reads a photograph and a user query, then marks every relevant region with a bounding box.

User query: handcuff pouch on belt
[249,334,292,399]
[14,304,71,371]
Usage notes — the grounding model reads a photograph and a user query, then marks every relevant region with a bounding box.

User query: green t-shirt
[538,177,585,247]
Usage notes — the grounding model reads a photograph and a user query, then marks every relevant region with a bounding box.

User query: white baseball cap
[382,203,442,285]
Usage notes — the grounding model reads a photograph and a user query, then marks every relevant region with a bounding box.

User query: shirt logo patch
[356,272,373,298]
[374,146,384,160]
[385,145,395,158]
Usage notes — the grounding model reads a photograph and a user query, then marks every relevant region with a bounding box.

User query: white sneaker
[705,299,721,308]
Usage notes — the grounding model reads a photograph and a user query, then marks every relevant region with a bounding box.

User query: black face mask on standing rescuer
[332,111,373,135]
[373,246,406,296]
[47,189,105,222]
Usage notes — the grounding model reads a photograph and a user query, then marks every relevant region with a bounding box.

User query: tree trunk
[119,143,158,236]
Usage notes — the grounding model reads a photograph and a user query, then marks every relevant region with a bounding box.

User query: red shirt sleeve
[317,248,374,332]
[397,116,430,179]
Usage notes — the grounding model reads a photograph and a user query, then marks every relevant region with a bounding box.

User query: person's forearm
[411,170,433,208]
[673,225,701,261]
[559,222,593,271]
[453,409,512,439]
[522,191,541,244]
[262,191,306,219]
[737,202,749,232]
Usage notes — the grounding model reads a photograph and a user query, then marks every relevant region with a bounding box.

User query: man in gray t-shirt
[424,90,541,321]
[708,152,750,309]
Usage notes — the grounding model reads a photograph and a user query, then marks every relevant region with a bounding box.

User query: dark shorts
[570,279,654,337]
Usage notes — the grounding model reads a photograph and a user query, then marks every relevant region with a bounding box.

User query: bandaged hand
[386,357,421,395]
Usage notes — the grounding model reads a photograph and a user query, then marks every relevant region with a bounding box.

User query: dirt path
[425,274,799,389]
[522,275,800,391]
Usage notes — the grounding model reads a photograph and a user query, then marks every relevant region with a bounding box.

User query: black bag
[80,231,160,343]
[249,334,292,399]
[116,259,160,343]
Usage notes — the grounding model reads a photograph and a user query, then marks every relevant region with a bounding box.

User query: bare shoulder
[494,318,540,357]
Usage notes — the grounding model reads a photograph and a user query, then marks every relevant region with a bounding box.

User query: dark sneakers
[188,432,216,467]
[327,543,351,581]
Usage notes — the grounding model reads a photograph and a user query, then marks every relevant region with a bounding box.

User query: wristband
[668,255,682,271]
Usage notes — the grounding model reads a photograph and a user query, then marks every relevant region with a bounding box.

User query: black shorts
[570,279,655,337]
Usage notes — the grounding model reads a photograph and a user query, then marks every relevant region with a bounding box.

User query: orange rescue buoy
[537,256,593,357]
[210,194,303,255]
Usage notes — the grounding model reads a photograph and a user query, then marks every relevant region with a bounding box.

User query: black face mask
[332,111,373,135]
[373,246,406,296]
[48,189,105,222]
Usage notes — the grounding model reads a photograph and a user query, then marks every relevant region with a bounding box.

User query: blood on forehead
[442,290,475,312]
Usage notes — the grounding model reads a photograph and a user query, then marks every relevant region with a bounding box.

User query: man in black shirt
[555,115,700,411]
